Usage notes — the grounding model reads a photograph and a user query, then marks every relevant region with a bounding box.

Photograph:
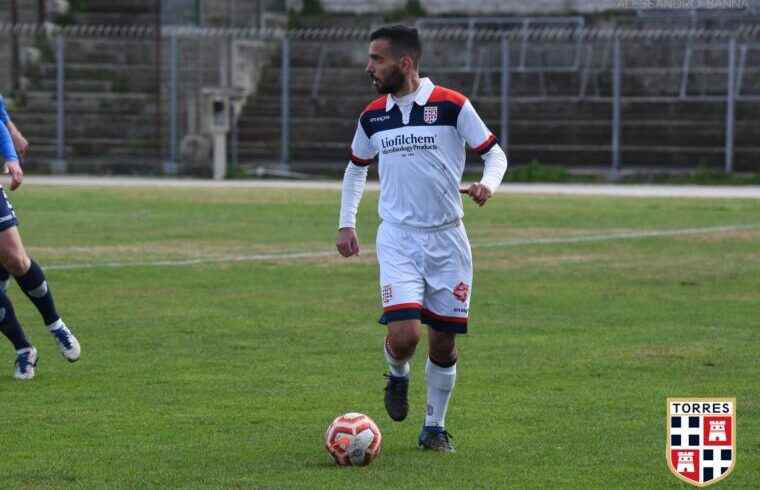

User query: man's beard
[372,67,404,95]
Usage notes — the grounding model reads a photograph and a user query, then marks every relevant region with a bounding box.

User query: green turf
[0,185,757,489]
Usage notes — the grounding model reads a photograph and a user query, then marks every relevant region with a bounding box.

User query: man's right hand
[336,227,360,257]
[4,161,23,191]
[8,123,28,162]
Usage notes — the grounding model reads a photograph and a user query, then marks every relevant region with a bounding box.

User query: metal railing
[415,16,585,72]
[2,22,760,177]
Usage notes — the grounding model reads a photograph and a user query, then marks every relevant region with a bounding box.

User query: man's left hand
[460,183,492,207]
[4,161,23,190]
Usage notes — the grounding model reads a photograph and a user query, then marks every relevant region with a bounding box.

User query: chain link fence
[0,20,759,177]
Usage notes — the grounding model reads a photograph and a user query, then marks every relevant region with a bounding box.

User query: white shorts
[376,220,473,334]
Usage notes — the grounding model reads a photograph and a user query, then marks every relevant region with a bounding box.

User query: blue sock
[0,266,9,293]
[14,260,60,327]
[0,290,30,350]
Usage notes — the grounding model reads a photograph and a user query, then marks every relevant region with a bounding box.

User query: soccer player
[336,25,507,452]
[0,94,80,380]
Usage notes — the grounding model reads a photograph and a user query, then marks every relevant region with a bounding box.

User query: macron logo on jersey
[370,115,391,123]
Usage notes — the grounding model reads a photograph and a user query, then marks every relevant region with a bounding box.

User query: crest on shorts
[382,284,393,305]
[667,398,736,487]
[452,282,469,303]
[423,106,438,124]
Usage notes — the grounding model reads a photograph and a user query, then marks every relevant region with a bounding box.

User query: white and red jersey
[350,77,497,229]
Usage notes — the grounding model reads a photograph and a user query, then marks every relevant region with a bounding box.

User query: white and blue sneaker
[14,346,38,380]
[49,321,80,362]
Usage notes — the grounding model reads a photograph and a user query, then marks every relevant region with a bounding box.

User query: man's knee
[2,253,30,277]
[429,331,457,364]
[388,321,421,359]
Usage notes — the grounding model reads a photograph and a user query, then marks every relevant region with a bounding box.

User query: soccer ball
[325,412,382,466]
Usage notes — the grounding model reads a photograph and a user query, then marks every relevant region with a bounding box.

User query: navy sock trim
[14,260,45,291]
[0,291,29,350]
[429,355,457,368]
[14,260,60,326]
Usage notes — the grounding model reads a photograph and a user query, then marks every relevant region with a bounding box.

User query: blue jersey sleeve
[0,95,10,125]
[0,122,19,162]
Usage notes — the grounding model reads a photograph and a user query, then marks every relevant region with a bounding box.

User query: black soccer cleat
[419,426,455,453]
[383,373,409,421]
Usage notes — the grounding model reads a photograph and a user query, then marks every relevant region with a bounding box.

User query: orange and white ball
[325,413,382,466]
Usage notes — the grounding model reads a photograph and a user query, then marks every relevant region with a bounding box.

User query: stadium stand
[0,1,758,175]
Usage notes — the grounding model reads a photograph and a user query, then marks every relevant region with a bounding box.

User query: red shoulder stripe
[426,86,467,107]
[361,95,387,115]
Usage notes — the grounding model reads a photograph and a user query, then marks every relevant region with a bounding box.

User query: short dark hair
[370,25,422,68]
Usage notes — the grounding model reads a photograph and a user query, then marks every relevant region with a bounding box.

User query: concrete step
[21,91,158,115]
[38,79,115,92]
[28,137,160,158]
[73,13,157,25]
[52,47,158,65]
[36,62,157,79]
[0,0,40,23]
[21,157,176,176]
[16,121,156,140]
[80,0,154,14]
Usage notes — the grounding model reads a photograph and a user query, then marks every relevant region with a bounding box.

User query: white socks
[424,356,457,428]
[384,336,410,378]
[46,318,64,332]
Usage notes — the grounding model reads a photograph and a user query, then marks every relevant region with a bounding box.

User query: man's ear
[400,55,414,74]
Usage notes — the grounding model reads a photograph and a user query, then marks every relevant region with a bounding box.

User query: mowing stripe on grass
[472,223,760,248]
[22,177,760,199]
[42,223,759,271]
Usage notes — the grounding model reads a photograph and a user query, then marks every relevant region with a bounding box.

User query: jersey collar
[385,77,434,112]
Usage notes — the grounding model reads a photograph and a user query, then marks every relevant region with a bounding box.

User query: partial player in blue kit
[0,94,80,380]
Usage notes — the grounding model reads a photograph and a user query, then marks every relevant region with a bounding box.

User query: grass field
[0,184,758,489]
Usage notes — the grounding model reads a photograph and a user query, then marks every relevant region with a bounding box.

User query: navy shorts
[0,187,19,232]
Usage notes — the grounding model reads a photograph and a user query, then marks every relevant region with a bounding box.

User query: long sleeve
[338,162,369,229]
[0,121,18,163]
[479,144,508,193]
[0,95,10,125]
